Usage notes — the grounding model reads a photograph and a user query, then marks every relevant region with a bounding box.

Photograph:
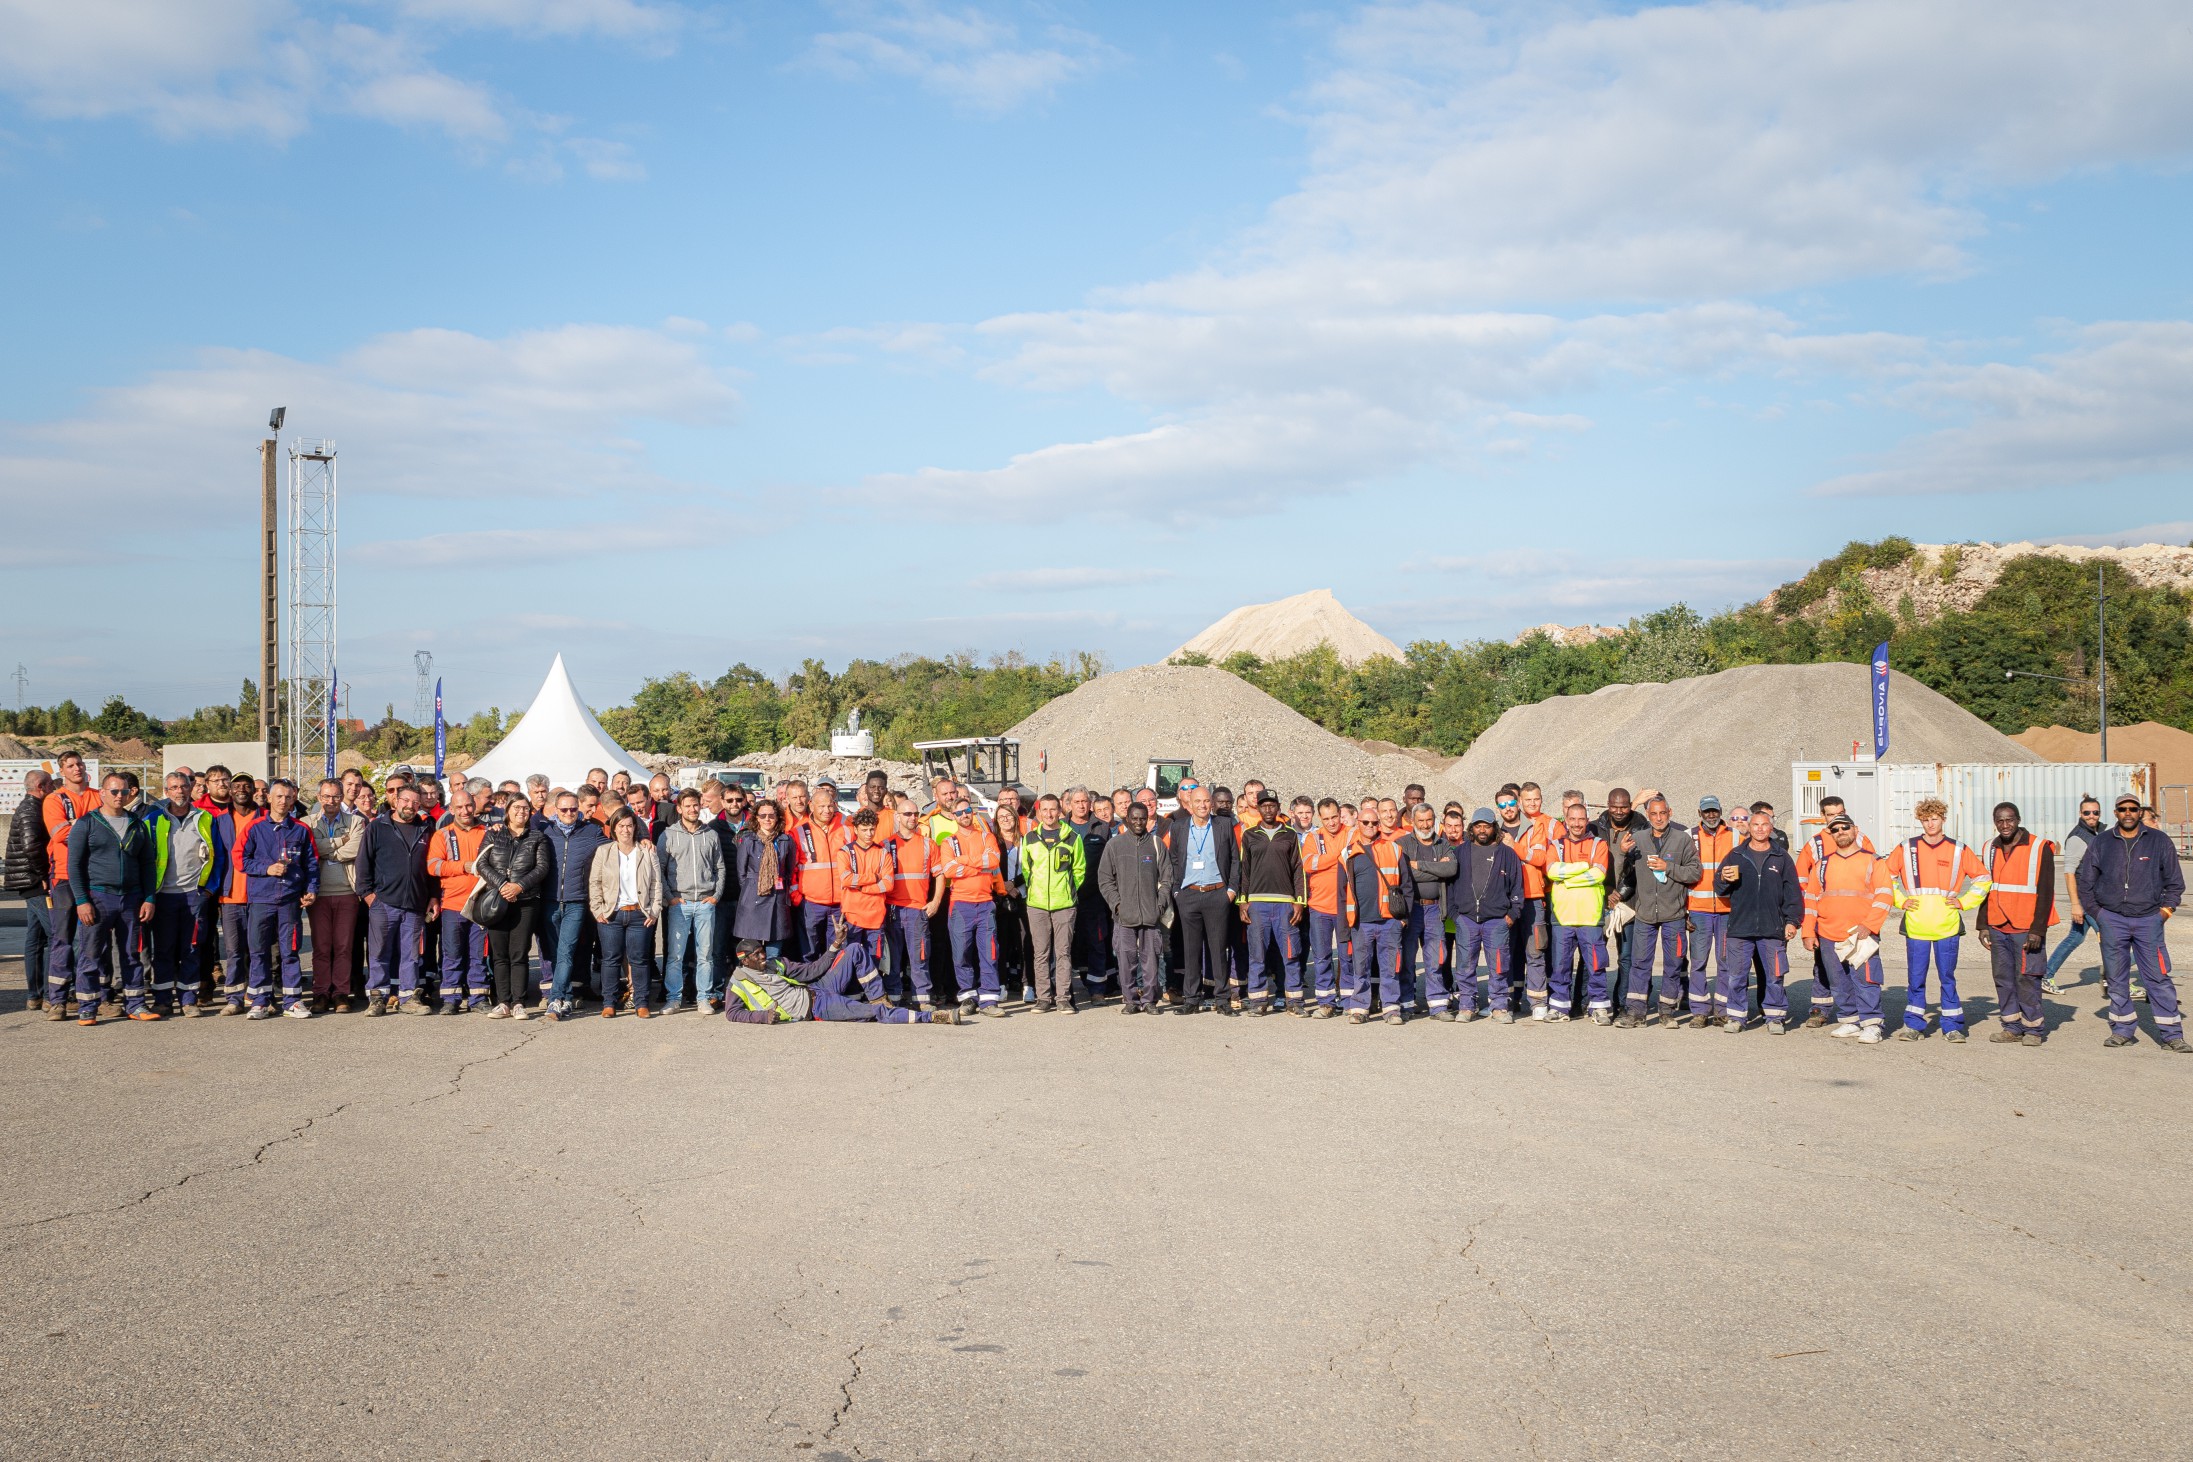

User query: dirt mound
[1171,589,1404,667]
[1007,663,1472,805]
[2015,721,2193,788]
[731,746,924,799]
[0,733,32,759]
[1453,662,2041,817]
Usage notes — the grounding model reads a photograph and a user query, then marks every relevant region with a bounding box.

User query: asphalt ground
[3,919,2189,1461]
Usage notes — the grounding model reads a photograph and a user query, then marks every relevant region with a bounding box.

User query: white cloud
[0,0,678,149]
[1815,322,2193,496]
[1378,552,1810,633]
[806,1,1112,114]
[844,0,2193,522]
[353,514,728,569]
[971,566,1173,592]
[0,323,740,549]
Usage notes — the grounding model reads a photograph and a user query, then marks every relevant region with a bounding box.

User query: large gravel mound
[1007,664,1472,805]
[1171,588,1404,667]
[1453,663,2041,815]
[2015,720,2193,788]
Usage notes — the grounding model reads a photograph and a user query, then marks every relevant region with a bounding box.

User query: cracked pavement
[2,929,2190,1459]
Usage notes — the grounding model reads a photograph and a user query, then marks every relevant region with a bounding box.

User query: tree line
[7,542,2187,765]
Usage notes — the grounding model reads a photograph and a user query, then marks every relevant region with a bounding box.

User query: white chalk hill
[1170,588,1404,667]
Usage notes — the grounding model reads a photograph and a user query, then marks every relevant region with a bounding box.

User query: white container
[830,730,875,757]
[1794,761,2156,864]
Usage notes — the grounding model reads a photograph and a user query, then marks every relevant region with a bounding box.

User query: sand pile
[1821,541,2193,624]
[2015,721,2193,788]
[1453,663,2041,816]
[1007,664,1472,805]
[1171,589,1404,667]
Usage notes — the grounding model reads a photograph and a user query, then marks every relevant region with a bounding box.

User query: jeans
[2044,917,2088,981]
[598,908,654,1008]
[543,900,593,1009]
[366,901,428,999]
[663,900,719,1006]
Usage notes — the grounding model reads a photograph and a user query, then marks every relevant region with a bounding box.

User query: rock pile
[2015,721,2193,789]
[1006,664,1473,805]
[1453,662,2041,816]
[1170,589,1404,667]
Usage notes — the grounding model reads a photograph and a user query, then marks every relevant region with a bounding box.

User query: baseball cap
[1825,813,1854,831]
[1469,806,1498,828]
[736,939,765,956]
[2114,794,2142,809]
[1697,795,1722,812]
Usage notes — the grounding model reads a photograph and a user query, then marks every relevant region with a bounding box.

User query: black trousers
[486,904,540,1008]
[1175,887,1231,1005]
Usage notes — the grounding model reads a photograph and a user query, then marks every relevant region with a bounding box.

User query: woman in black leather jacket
[475,798,551,1017]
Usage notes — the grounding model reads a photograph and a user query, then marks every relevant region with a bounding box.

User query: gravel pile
[1006,664,1477,806]
[730,745,926,798]
[1453,662,2042,815]
[1171,588,1405,667]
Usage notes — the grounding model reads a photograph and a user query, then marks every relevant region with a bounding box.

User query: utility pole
[259,408,285,753]
[2097,562,2109,764]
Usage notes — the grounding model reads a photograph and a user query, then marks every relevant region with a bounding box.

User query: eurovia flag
[433,678,446,780]
[1870,641,1891,760]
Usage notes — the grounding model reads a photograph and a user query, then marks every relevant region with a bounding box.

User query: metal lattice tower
[285,440,338,784]
[11,663,25,711]
[413,651,435,728]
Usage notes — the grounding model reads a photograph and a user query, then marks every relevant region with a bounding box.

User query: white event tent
[465,655,650,790]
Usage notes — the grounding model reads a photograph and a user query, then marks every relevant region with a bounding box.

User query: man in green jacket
[1021,793,1087,1013]
[147,770,219,1015]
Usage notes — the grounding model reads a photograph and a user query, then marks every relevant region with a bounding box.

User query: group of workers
[4,748,2184,1051]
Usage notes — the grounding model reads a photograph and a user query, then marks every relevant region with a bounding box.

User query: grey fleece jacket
[1619,824,1701,924]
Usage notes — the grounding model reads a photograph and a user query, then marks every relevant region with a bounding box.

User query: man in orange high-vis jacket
[38,750,101,1015]
[833,811,893,974]
[426,789,492,1013]
[938,801,1003,1016]
[792,779,850,958]
[1684,796,1741,1026]
[1981,801,2057,1046]
[884,798,944,1007]
[1494,782,1551,1014]
[1800,813,1895,1041]
[1792,794,1875,1028]
[1299,798,1352,1016]
[211,786,263,1013]
[1342,811,1412,1025]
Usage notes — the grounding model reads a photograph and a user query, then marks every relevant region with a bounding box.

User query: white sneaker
[487,1003,510,1019]
[1830,1022,1862,1039]
[510,1004,531,1020]
[1858,1026,1884,1044]
[282,1004,312,1019]
[1529,1005,1548,1021]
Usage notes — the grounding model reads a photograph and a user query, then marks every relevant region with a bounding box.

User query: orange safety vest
[42,784,101,885]
[1502,815,1551,899]
[1344,835,1407,924]
[1985,834,2060,932]
[428,822,489,903]
[1801,846,1894,942]
[835,840,892,929]
[793,814,847,906]
[939,823,1000,905]
[884,832,934,908]
[220,809,262,905]
[1301,827,1350,916]
[1689,822,1740,914]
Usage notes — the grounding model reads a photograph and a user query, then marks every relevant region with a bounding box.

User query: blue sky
[5,0,2192,721]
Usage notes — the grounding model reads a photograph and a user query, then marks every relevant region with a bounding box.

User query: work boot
[1988,1028,2023,1044]
[2164,1038,2193,1055]
[1613,1010,1636,1029]
[2103,1033,2137,1048]
[1491,1009,1514,1025]
[1310,1005,1334,1020]
[1528,1004,1548,1022]
[929,1008,962,1025]
[365,994,387,1017]
[1722,1018,1743,1034]
[1591,1011,1613,1027]
[44,1002,68,1021]
[399,997,433,1016]
[1804,1011,1829,1029]
[1436,1008,1458,1023]
[2020,1033,2045,1047]
[1345,1009,1368,1025]
[1383,1008,1404,1026]
[26,995,41,1012]
[1764,1021,1785,1035]
[1896,1026,1923,1041]
[980,1004,1006,1018]
[1944,1029,1968,1044]
[217,999,243,1017]
[180,1003,203,1018]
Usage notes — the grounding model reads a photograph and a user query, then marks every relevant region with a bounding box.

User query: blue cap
[1469,806,1498,827]
[1697,795,1722,812]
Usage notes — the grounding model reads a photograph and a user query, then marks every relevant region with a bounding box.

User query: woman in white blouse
[586,807,662,1017]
